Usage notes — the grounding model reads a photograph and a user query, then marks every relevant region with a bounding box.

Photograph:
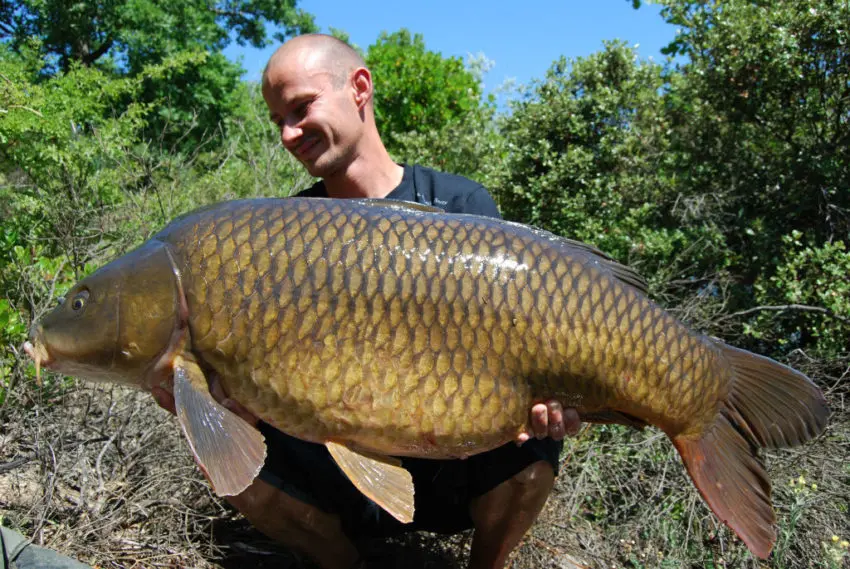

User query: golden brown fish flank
[160,200,692,451]
[26,197,828,558]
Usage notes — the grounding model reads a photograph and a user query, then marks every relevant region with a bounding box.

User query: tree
[1,0,315,73]
[365,30,483,148]
[362,29,501,185]
[497,0,850,356]
[646,0,850,355]
[0,0,317,145]
[493,42,718,283]
[655,0,850,265]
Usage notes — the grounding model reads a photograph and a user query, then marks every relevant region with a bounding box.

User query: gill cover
[38,240,183,383]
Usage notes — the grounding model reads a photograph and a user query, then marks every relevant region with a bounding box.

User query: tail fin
[673,344,829,559]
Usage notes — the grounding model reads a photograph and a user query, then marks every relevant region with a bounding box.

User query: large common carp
[24,198,827,558]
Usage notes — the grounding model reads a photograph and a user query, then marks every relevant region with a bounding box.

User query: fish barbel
[24,198,827,558]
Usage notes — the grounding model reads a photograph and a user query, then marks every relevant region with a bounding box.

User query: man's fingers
[530,403,549,439]
[516,405,548,445]
[562,407,582,436]
[546,400,564,440]
[517,402,583,445]
[206,375,257,425]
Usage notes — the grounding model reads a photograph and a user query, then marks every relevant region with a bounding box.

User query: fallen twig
[714,303,850,325]
[0,457,30,473]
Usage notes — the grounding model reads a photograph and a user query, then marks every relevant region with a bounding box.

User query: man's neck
[322,142,404,199]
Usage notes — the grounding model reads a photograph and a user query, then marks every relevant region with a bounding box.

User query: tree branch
[715,304,850,325]
[1,105,44,117]
[82,37,114,66]
[0,19,15,36]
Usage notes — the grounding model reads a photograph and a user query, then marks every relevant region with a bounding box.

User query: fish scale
[26,197,828,558]
[166,199,708,452]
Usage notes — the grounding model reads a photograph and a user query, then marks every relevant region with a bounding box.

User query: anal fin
[173,356,266,496]
[325,441,415,523]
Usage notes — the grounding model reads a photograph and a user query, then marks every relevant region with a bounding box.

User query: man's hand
[149,375,260,426]
[516,401,582,445]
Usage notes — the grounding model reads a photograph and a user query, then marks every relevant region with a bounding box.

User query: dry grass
[1,355,848,569]
[1,382,229,568]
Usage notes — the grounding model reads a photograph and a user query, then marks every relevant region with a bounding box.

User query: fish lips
[23,328,53,384]
[23,327,52,368]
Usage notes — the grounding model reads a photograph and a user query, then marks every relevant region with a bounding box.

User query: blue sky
[224,0,679,101]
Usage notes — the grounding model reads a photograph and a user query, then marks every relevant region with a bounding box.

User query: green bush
[749,232,850,358]
[366,30,484,151]
[492,42,729,294]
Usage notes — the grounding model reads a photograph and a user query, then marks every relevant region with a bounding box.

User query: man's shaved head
[263,34,366,90]
[261,33,377,180]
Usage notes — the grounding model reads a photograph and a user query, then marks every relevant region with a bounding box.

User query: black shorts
[256,422,563,539]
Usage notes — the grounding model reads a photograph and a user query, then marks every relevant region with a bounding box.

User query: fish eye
[71,290,90,311]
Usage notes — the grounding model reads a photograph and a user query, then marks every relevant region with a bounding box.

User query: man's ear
[351,67,373,110]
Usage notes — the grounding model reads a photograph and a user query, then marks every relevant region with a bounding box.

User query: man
[154,33,582,569]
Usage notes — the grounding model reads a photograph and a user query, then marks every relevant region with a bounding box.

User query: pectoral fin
[325,441,415,523]
[173,356,266,496]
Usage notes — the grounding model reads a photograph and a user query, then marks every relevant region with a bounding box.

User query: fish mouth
[23,334,52,385]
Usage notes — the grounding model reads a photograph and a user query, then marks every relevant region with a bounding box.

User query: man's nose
[280,119,301,148]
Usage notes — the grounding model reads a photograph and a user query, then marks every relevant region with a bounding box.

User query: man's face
[262,51,363,178]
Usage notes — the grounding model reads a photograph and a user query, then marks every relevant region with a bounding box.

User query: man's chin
[303,155,339,179]
[302,161,324,178]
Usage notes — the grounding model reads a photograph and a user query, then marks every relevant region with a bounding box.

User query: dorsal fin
[350,198,445,213]
[563,237,648,294]
[518,224,649,294]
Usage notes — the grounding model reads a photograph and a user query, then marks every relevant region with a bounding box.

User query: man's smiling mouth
[296,136,321,158]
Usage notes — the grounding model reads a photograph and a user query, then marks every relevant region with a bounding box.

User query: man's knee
[471,460,555,523]
[225,478,340,537]
[509,460,555,494]
[225,478,359,569]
